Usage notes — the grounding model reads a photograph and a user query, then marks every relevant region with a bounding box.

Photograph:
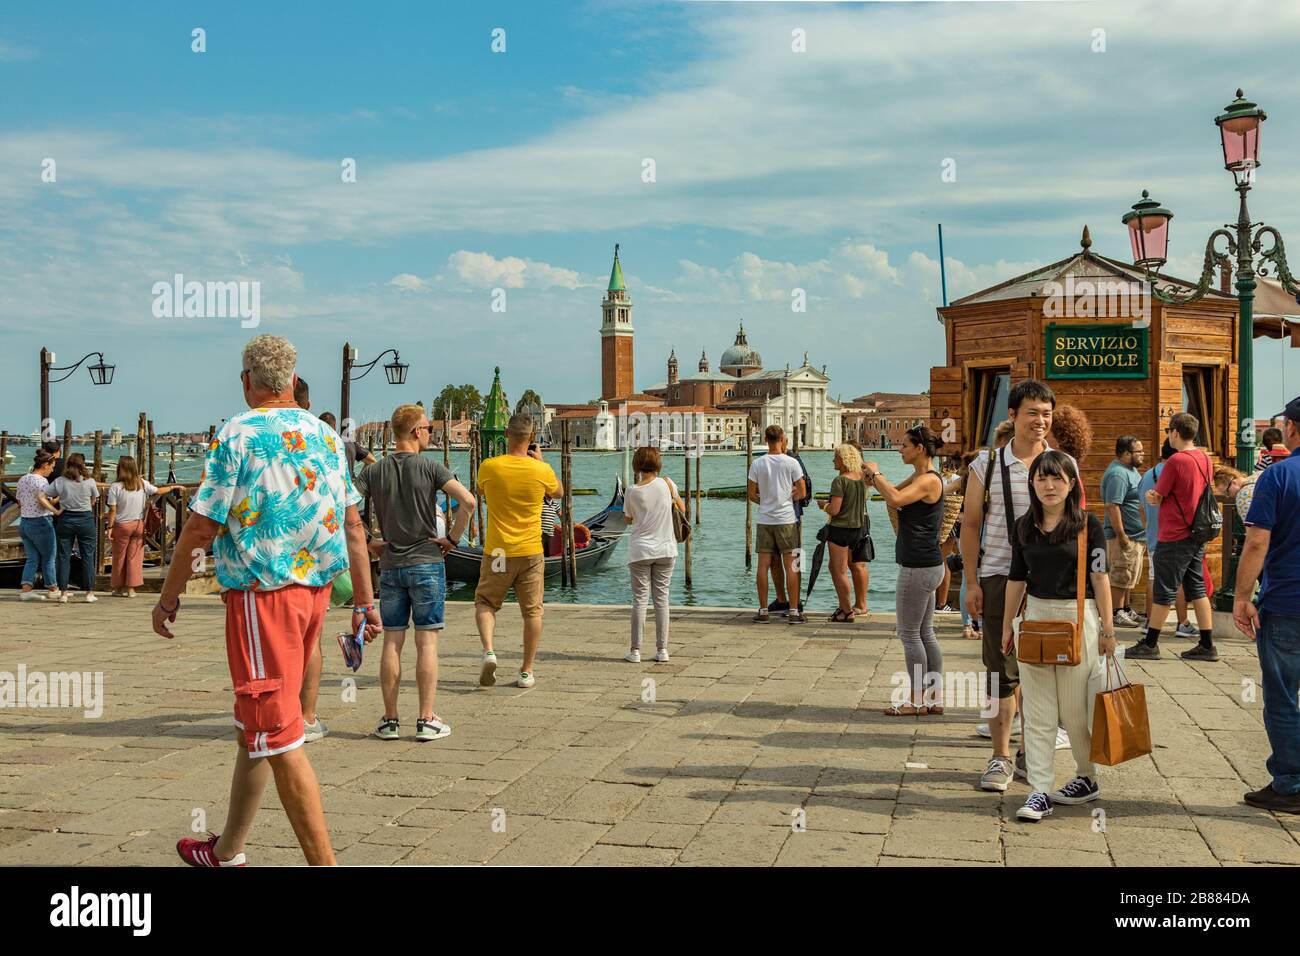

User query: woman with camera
[1000,450,1115,821]
[867,426,946,715]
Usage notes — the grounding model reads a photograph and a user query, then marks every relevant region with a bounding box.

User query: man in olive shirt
[357,404,474,741]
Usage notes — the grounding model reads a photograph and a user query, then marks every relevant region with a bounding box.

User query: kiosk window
[972,368,1010,447]
[1181,366,1223,454]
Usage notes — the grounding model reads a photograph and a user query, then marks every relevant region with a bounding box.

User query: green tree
[433,384,484,421]
[515,389,543,415]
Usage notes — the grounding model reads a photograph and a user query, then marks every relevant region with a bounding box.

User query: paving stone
[4,597,1297,867]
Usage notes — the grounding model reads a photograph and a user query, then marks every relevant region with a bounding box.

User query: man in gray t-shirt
[354,405,476,742]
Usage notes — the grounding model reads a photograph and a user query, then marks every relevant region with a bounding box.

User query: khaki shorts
[1106,536,1146,590]
[980,574,1019,699]
[474,553,545,618]
[756,523,800,554]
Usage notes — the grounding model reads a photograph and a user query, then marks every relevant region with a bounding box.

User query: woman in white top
[50,452,101,602]
[106,455,179,597]
[621,446,684,663]
[16,450,61,600]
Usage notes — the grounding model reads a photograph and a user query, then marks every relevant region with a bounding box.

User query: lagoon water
[67,444,919,611]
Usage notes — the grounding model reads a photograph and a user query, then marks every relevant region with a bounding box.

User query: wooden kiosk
[929,227,1241,605]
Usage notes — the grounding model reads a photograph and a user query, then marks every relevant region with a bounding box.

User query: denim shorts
[379,563,446,631]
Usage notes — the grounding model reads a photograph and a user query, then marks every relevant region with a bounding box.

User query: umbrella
[804,524,828,601]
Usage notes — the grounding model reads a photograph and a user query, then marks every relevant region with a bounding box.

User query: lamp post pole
[38,347,115,440]
[340,343,407,441]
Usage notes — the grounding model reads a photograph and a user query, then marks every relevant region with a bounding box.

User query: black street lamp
[39,348,115,439]
[339,342,408,437]
[1121,89,1298,474]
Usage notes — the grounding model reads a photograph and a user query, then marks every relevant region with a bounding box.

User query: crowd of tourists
[10,335,1298,862]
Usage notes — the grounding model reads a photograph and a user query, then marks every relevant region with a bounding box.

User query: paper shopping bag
[1090,655,1153,766]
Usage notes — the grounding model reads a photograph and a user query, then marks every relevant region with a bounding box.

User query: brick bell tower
[601,243,634,401]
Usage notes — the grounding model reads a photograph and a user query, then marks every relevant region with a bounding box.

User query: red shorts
[224,585,329,758]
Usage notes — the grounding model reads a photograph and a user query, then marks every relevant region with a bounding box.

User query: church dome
[720,322,761,372]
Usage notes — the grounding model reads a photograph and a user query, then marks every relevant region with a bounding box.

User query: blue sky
[3,0,1300,431]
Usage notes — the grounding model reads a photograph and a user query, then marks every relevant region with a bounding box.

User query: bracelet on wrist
[352,604,375,614]
[159,596,180,614]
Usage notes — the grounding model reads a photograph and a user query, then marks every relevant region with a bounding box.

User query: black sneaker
[1244,784,1300,814]
[1181,644,1220,662]
[1053,775,1100,805]
[1125,641,1161,660]
[767,600,791,616]
[1016,791,1054,822]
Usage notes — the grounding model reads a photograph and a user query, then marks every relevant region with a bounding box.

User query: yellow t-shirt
[478,454,561,557]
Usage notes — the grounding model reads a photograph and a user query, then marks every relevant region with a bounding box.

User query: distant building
[110,425,123,445]
[842,392,930,449]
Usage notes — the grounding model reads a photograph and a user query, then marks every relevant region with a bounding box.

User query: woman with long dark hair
[17,450,61,600]
[1001,450,1115,822]
[867,426,946,715]
[51,452,100,602]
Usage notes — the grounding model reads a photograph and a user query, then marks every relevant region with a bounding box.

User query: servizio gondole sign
[1044,323,1149,380]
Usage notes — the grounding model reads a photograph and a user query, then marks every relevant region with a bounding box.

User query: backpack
[796,454,813,508]
[1174,450,1222,545]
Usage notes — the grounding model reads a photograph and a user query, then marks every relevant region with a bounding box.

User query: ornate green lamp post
[480,366,510,460]
[1121,90,1299,474]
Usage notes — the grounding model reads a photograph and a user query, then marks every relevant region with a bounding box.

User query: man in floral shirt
[153,334,381,866]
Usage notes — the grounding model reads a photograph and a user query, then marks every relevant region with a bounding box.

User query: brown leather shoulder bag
[1016,526,1086,666]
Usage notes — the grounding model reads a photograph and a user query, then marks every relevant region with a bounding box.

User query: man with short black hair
[963,379,1070,792]
[1257,426,1289,471]
[1235,396,1300,813]
[293,375,310,411]
[1102,435,1146,627]
[1130,412,1218,661]
[748,424,806,624]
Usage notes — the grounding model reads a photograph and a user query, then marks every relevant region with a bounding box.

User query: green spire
[608,242,625,292]
[480,366,511,460]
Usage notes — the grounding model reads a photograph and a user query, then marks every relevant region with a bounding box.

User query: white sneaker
[975,723,1020,739]
[516,671,536,689]
[56,592,69,604]
[1056,727,1071,750]
[479,651,498,687]
[20,590,47,602]
[84,592,98,603]
[624,650,641,663]
[654,649,670,662]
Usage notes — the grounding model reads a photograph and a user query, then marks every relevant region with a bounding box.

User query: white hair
[242,334,297,393]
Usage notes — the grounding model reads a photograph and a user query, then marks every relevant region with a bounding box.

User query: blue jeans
[20,516,57,588]
[379,563,446,631]
[1257,609,1300,795]
[56,510,97,592]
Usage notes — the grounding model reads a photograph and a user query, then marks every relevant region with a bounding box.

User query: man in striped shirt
[962,380,1056,793]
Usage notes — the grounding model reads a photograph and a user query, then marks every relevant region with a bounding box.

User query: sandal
[882,702,926,717]
[829,608,855,623]
[962,624,978,640]
[924,704,946,715]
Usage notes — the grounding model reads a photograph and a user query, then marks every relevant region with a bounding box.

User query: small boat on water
[444,478,625,584]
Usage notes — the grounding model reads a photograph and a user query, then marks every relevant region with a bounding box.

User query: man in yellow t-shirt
[474,413,562,689]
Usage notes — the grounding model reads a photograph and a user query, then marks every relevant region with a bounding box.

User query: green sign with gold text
[1045,323,1148,379]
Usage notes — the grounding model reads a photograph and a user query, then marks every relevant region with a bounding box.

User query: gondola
[443,477,625,584]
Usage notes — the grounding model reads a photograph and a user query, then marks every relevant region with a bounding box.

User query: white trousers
[1016,595,1107,794]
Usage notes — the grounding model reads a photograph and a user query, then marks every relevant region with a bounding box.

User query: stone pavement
[1,595,1297,867]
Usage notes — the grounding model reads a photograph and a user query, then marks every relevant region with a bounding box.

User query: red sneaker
[176,834,246,867]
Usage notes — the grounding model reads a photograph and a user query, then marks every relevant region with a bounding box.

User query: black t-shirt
[1008,513,1107,600]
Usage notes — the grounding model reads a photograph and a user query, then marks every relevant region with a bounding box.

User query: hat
[1276,396,1300,422]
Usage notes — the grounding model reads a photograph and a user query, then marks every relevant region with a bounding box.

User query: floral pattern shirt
[191,406,360,590]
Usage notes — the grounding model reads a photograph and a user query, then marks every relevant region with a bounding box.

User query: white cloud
[442,251,583,290]
[388,273,427,292]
